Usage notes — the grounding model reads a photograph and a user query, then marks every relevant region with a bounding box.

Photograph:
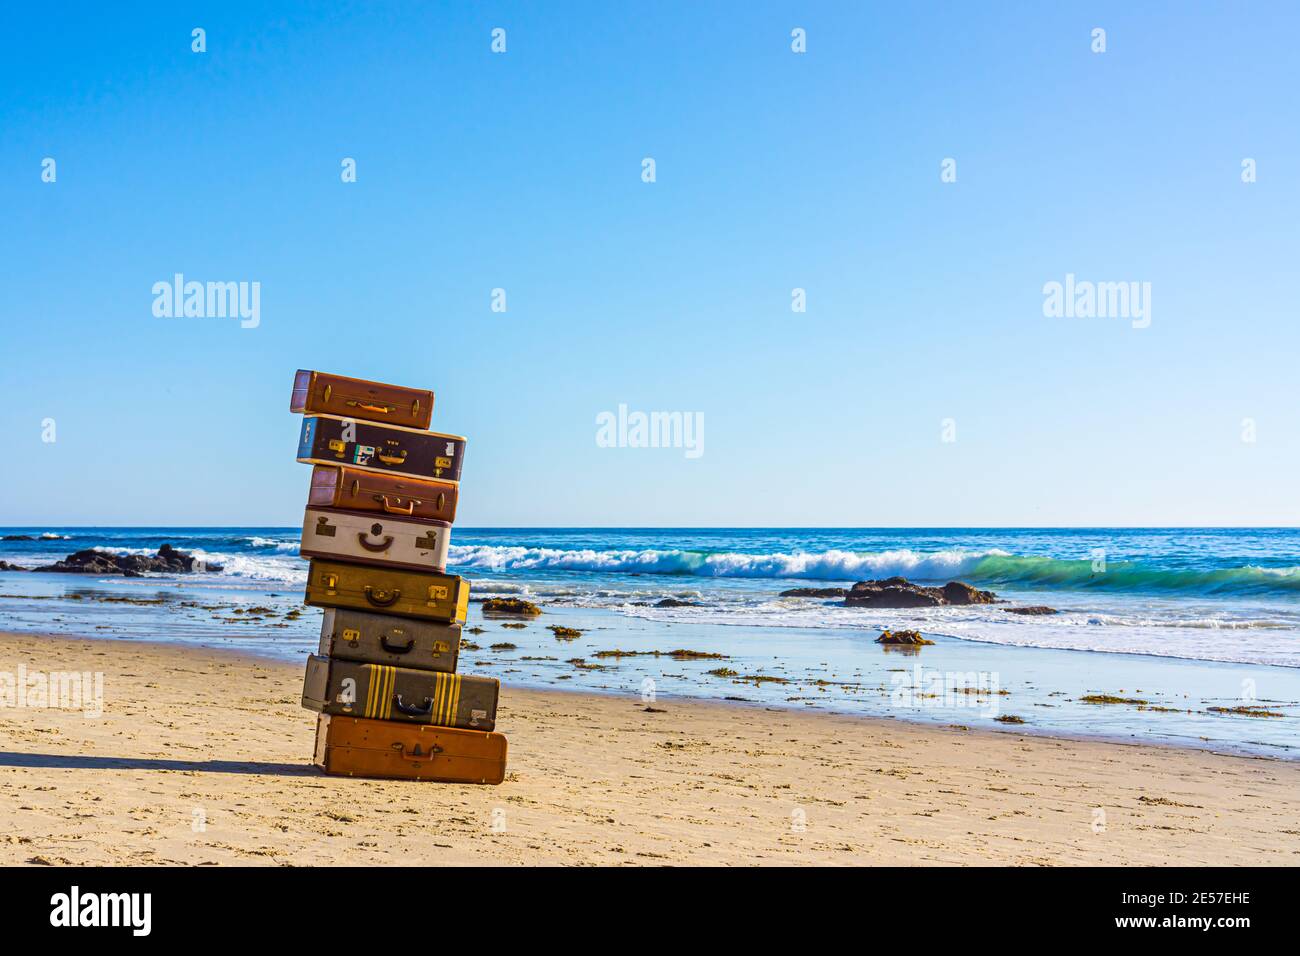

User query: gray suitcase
[318,607,461,673]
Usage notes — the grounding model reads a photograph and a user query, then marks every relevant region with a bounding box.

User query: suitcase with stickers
[297,414,466,483]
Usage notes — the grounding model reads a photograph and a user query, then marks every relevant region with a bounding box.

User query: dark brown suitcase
[304,558,469,623]
[297,415,465,483]
[290,369,434,430]
[302,655,498,730]
[313,715,507,784]
[309,465,459,523]
[318,607,461,673]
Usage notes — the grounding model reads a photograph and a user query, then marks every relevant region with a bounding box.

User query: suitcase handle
[346,400,395,415]
[357,531,395,553]
[375,494,420,515]
[380,634,415,654]
[391,741,444,760]
[394,694,434,717]
[363,586,401,607]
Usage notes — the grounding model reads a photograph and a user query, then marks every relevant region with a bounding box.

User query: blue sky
[2,1,1298,527]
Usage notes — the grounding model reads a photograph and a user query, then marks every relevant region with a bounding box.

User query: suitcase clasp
[315,516,337,537]
[427,585,449,604]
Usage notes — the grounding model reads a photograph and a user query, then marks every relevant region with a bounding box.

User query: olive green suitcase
[303,558,469,624]
[302,655,499,731]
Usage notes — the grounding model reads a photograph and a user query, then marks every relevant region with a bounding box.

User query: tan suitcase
[313,715,507,784]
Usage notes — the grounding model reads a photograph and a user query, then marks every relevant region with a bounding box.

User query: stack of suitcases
[288,370,507,784]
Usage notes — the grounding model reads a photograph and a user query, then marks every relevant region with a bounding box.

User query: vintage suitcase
[308,465,459,523]
[300,507,451,572]
[318,607,460,673]
[297,414,466,483]
[304,558,470,624]
[313,715,507,784]
[302,655,499,730]
[290,369,434,430]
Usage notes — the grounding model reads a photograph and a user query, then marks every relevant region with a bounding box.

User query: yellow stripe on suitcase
[360,665,463,725]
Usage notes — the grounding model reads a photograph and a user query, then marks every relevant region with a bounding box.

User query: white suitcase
[300,507,452,572]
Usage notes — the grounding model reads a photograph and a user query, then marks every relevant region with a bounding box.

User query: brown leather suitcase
[300,507,451,572]
[313,714,507,784]
[290,369,433,430]
[319,608,460,673]
[308,465,459,523]
[304,558,470,623]
[297,414,465,483]
[302,655,499,730]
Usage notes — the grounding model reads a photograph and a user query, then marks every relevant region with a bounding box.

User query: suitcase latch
[315,516,336,537]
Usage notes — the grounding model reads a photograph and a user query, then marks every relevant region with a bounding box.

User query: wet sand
[2,630,1298,866]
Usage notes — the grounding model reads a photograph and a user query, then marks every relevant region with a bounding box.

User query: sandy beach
[2,630,1298,866]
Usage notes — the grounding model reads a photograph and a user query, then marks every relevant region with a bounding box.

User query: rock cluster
[31,544,219,577]
[844,577,996,608]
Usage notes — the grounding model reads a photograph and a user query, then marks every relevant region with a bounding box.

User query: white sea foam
[445,544,1002,580]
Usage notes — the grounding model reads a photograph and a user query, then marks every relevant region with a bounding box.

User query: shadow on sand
[0,751,315,777]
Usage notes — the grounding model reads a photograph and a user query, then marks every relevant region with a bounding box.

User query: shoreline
[3,630,1299,866]
[5,621,1294,763]
[3,572,1298,759]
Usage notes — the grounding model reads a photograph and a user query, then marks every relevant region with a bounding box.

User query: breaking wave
[444,544,1300,597]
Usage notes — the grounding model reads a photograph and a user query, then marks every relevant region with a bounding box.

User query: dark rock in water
[33,544,220,576]
[845,577,996,608]
[0,560,30,571]
[779,587,848,598]
[2,534,35,541]
[1004,605,1058,616]
[481,597,542,616]
[875,629,934,646]
[940,581,996,605]
[655,598,701,608]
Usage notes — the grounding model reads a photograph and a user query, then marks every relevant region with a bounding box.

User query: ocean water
[2,527,1298,756]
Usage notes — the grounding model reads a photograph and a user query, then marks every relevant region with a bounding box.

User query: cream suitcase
[299,507,452,572]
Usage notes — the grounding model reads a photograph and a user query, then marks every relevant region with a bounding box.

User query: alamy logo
[1042,273,1151,329]
[595,404,704,459]
[152,273,261,328]
[50,886,151,936]
[0,665,103,719]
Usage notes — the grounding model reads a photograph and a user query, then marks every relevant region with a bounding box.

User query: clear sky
[2,2,1297,527]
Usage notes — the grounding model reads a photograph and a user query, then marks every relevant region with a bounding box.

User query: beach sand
[1,630,1297,866]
